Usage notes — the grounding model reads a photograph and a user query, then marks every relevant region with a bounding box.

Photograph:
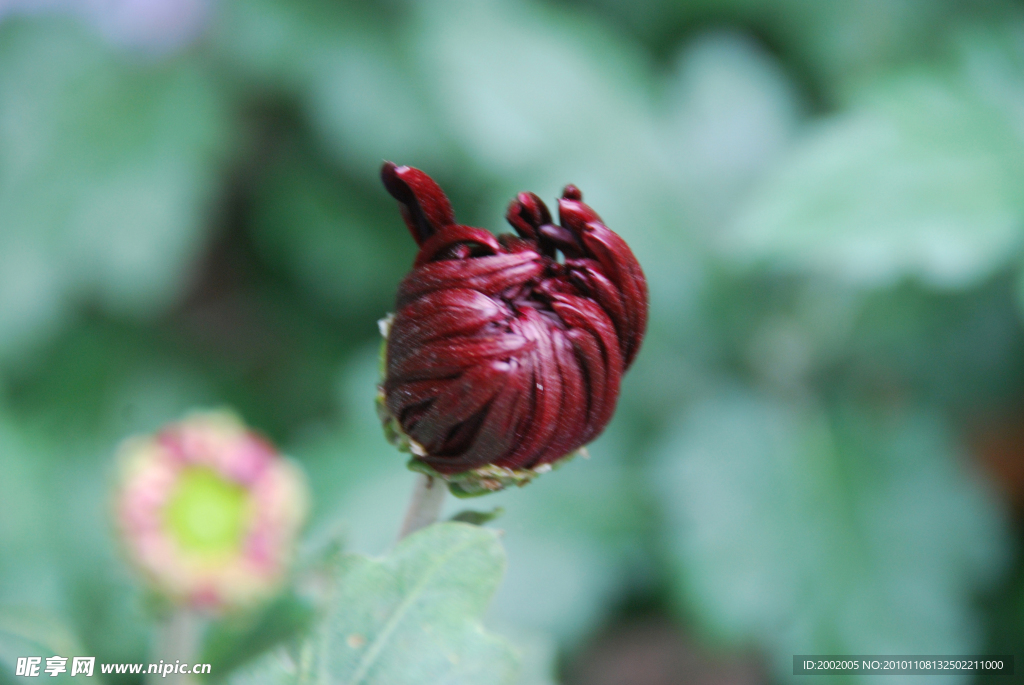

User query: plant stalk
[397,473,447,540]
[147,607,204,685]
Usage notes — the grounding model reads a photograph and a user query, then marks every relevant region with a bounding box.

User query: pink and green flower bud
[114,411,309,610]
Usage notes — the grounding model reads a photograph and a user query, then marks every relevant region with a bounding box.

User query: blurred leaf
[504,630,558,685]
[978,562,1024,685]
[320,523,518,684]
[0,412,63,611]
[748,0,987,96]
[661,31,801,232]
[848,280,1024,415]
[212,0,356,86]
[226,651,297,685]
[304,32,460,178]
[695,271,1024,413]
[9,321,214,449]
[413,0,657,174]
[0,610,83,663]
[250,148,414,319]
[64,568,150,671]
[0,608,97,685]
[291,346,648,645]
[203,593,316,681]
[727,65,1024,288]
[232,523,519,685]
[213,0,457,176]
[654,391,1008,682]
[585,0,1015,104]
[0,18,232,362]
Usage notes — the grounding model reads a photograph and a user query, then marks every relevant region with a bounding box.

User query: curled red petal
[557,186,603,231]
[381,162,456,245]
[576,224,648,368]
[414,225,502,267]
[505,192,551,242]
[397,252,545,306]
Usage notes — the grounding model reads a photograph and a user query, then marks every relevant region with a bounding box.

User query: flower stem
[147,607,204,685]
[397,473,447,540]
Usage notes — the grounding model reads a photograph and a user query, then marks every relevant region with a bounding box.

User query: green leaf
[227,650,299,685]
[231,523,519,685]
[727,65,1024,288]
[0,18,232,362]
[320,522,518,685]
[0,608,99,685]
[0,609,83,662]
[203,593,317,681]
[654,392,1008,682]
[502,630,558,685]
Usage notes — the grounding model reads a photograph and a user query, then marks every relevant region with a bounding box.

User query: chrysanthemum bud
[114,411,308,610]
[378,163,648,494]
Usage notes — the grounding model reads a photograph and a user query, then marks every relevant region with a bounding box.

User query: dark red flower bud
[378,162,647,491]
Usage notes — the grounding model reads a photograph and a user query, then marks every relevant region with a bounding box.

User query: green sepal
[406,451,583,498]
[450,507,505,525]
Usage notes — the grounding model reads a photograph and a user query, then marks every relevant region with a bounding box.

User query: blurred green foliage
[229,523,520,685]
[3,0,1024,684]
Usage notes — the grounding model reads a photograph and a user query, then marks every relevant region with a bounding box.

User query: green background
[2,0,1024,683]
